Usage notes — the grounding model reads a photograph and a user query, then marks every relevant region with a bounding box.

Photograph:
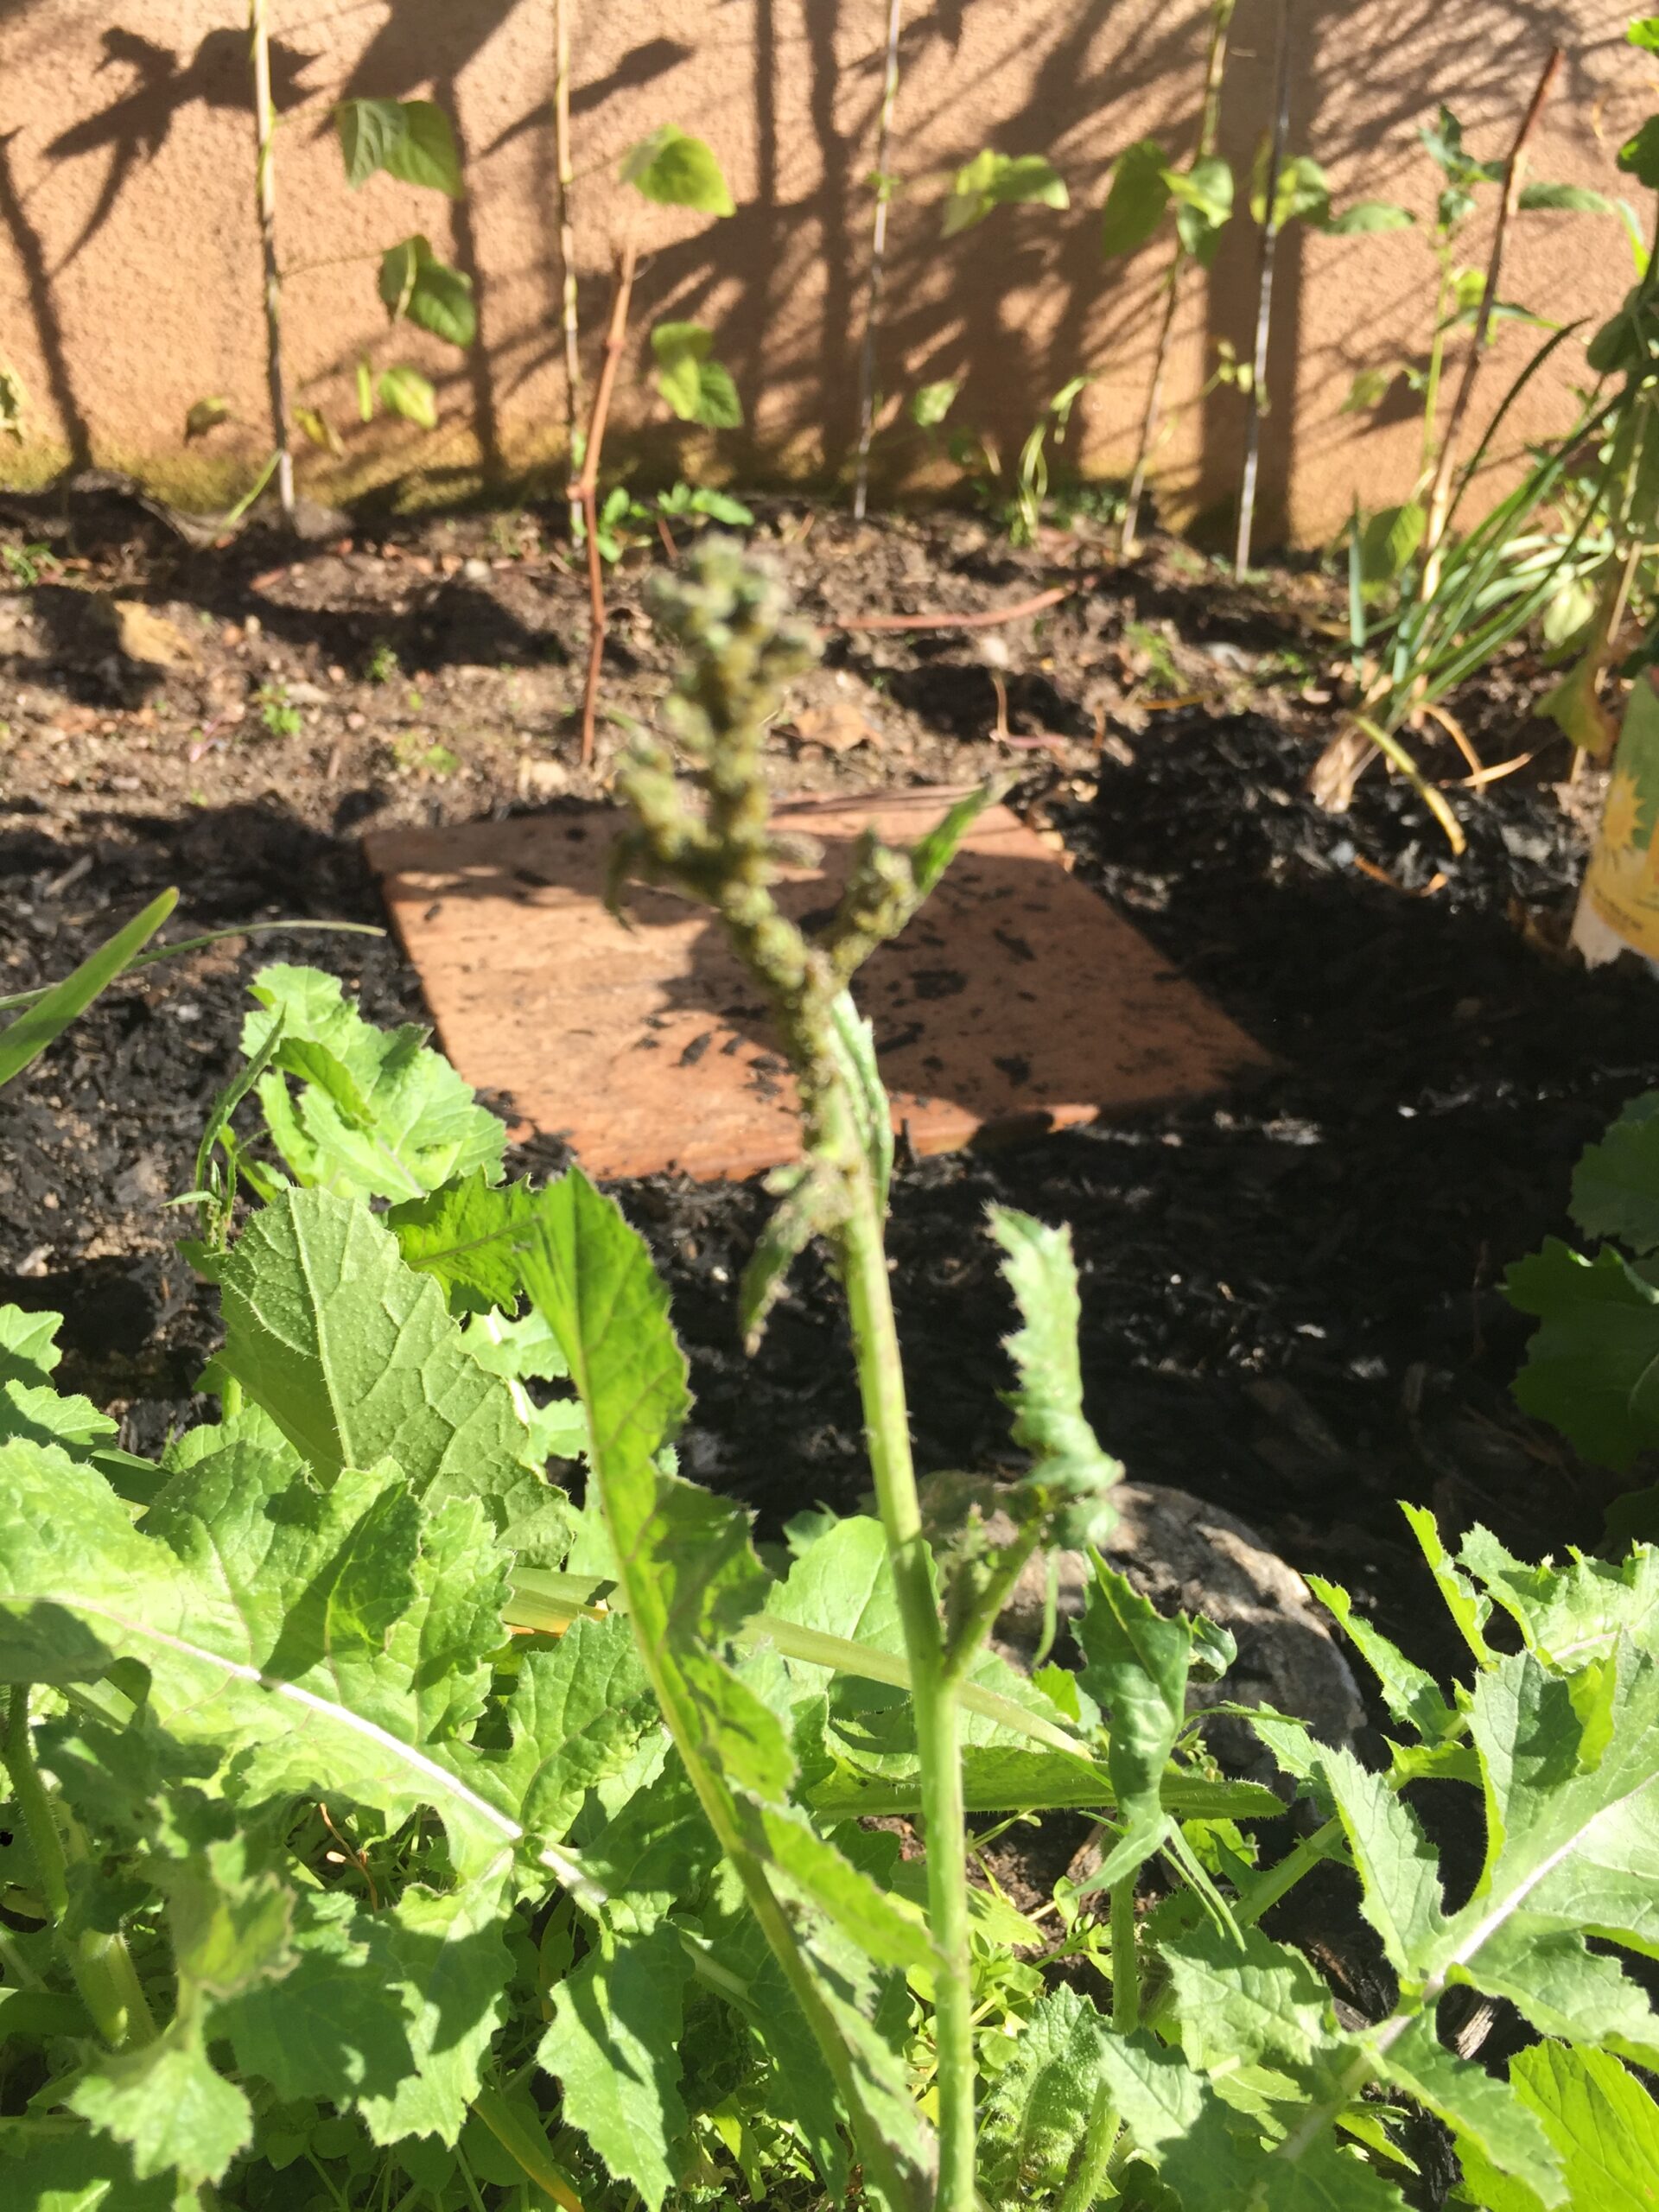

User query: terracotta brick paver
[365,791,1266,1181]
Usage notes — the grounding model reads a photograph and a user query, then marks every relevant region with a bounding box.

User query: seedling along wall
[0,0,1625,541]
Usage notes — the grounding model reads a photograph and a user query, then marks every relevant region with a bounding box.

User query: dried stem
[574,240,638,766]
[851,0,906,522]
[1121,0,1236,555]
[553,0,582,539]
[248,0,295,524]
[1418,45,1562,601]
[1235,0,1294,576]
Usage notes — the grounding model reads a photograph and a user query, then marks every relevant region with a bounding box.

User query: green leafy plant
[0,889,177,1092]
[10,543,1659,2212]
[0,542,56,588]
[570,124,740,762]
[252,680,302,739]
[1508,1086,1659,1482]
[1106,0,1236,553]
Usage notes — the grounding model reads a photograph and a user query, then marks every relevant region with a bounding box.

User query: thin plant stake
[554,0,582,541]
[1235,0,1294,576]
[247,0,295,525]
[574,241,638,766]
[1417,45,1562,603]
[1122,0,1236,555]
[851,0,906,522]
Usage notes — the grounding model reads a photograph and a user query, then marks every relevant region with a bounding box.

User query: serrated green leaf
[1380,2017,1563,2205]
[989,1205,1121,1547]
[539,1928,692,2210]
[976,1985,1109,2199]
[489,1613,658,1842]
[1451,1916,1659,2070]
[1457,1526,1659,1672]
[1505,1239,1659,1471]
[1163,1923,1338,2093]
[1502,2042,1659,2210]
[1402,1502,1496,1666]
[216,1887,422,2110]
[620,125,734,214]
[354,1876,512,2144]
[1319,1743,1446,1976]
[1570,1093,1659,1253]
[943,149,1068,237]
[521,1175,935,2209]
[1306,1573,1458,1741]
[388,1170,543,1315]
[1101,139,1173,257]
[215,1187,571,1561]
[69,2023,252,2186]
[245,966,504,1201]
[1071,1565,1190,1891]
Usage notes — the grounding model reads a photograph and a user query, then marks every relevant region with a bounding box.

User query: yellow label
[1583,671,1659,957]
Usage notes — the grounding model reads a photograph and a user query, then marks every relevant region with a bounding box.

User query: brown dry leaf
[792,701,880,754]
[105,598,200,670]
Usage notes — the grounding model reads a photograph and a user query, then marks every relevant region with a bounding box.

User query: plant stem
[1,1688,156,2050]
[837,1173,975,2212]
[852,0,906,522]
[553,0,582,541]
[1235,1815,1344,1929]
[1109,1876,1139,2033]
[1121,0,1236,554]
[1419,44,1562,601]
[247,0,295,524]
[1056,2076,1118,2212]
[3,1688,67,1923]
[1235,0,1293,576]
[574,240,637,766]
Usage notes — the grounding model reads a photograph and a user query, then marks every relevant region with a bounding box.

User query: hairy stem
[1056,2076,1118,2212]
[248,0,295,523]
[839,1176,976,2212]
[2,1688,156,2050]
[852,0,906,522]
[1110,1875,1140,2033]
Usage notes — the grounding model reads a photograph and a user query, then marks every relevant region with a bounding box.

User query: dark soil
[3,484,1654,1700]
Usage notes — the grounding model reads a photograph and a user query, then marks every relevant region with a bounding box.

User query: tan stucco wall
[0,0,1645,542]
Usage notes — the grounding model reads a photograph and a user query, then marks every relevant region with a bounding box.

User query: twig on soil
[1418,45,1562,602]
[573,241,639,766]
[830,580,1084,632]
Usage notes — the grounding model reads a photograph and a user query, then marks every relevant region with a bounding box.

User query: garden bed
[3,490,1654,1689]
